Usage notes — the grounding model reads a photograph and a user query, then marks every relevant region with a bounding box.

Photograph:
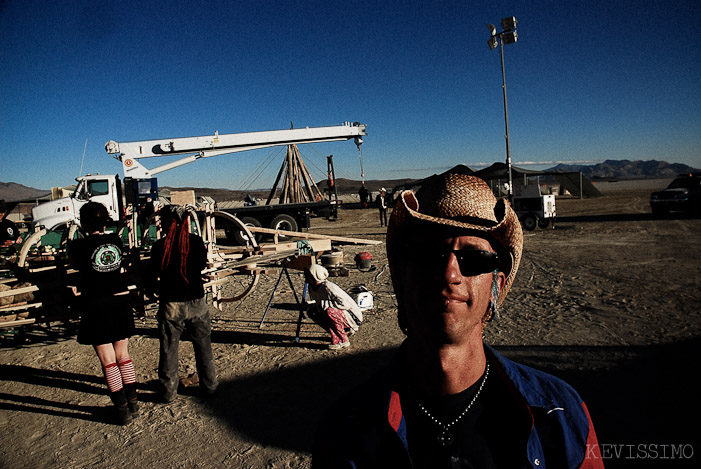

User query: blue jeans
[157,297,218,399]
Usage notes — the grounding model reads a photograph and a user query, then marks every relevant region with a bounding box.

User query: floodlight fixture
[502,30,518,44]
[501,16,517,30]
[488,23,497,36]
[487,36,498,50]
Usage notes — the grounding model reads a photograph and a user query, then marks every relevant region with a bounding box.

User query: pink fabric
[324,307,350,345]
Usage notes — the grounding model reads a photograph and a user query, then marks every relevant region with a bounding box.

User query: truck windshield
[668,178,699,189]
[73,179,110,200]
[88,180,110,196]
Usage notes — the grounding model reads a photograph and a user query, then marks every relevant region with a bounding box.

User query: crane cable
[238,146,284,191]
[358,144,365,184]
[302,143,356,181]
[239,147,278,190]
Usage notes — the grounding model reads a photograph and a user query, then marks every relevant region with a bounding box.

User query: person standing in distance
[151,205,217,402]
[68,201,139,425]
[375,188,388,227]
[0,200,22,249]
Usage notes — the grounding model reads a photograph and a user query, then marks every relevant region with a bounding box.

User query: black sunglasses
[413,249,500,277]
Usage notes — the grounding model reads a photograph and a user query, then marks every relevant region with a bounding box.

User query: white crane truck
[31,122,367,241]
[3,122,371,334]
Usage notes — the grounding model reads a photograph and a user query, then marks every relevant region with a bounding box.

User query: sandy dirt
[1,178,700,468]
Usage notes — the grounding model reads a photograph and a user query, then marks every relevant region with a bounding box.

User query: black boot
[109,389,133,425]
[123,383,139,416]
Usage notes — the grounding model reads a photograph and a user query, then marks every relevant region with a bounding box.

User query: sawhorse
[259,265,309,343]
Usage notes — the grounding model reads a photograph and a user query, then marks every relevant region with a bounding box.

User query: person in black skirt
[68,202,139,425]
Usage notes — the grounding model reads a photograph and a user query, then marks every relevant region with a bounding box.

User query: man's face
[399,231,505,348]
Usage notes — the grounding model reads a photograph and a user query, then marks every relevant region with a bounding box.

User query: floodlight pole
[499,40,513,200]
[488,17,518,199]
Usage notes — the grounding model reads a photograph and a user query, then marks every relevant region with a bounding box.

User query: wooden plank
[206,249,298,274]
[214,246,250,254]
[29,265,61,273]
[0,302,43,312]
[204,268,269,285]
[171,190,196,206]
[259,238,332,253]
[0,284,40,299]
[245,226,382,245]
[0,318,36,329]
[297,152,323,200]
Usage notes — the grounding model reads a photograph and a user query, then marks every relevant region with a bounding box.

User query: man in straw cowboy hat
[313,173,603,468]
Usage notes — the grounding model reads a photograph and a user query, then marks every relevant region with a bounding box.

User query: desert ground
[1,178,699,468]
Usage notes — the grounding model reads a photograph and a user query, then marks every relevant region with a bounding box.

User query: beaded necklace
[411,362,490,447]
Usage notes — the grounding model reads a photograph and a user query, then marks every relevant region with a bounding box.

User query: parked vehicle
[511,184,556,231]
[31,123,367,242]
[650,173,701,216]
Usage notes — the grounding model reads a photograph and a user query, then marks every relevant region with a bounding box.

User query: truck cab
[31,174,123,231]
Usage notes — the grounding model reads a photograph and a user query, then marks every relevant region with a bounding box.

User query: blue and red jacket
[313,344,603,468]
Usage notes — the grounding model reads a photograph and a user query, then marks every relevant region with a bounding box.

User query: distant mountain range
[548,159,699,180]
[2,159,698,203]
[0,182,50,203]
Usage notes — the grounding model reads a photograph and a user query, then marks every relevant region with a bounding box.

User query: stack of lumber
[0,277,40,328]
[266,144,324,205]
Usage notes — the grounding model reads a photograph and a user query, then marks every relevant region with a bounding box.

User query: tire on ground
[521,213,537,231]
[231,217,262,245]
[269,214,298,233]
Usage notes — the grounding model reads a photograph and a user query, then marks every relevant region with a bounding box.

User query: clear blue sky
[1,0,699,191]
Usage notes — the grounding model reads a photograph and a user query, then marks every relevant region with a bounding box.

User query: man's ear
[497,270,507,293]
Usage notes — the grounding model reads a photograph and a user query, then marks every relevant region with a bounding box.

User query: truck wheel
[521,214,537,231]
[232,217,262,245]
[537,218,550,229]
[651,206,667,217]
[270,214,298,233]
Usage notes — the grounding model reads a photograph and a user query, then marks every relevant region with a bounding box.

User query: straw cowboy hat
[386,173,523,306]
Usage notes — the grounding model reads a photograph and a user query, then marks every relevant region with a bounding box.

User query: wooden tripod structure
[266,144,324,205]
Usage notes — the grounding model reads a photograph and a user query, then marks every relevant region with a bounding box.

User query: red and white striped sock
[103,363,123,392]
[118,359,136,385]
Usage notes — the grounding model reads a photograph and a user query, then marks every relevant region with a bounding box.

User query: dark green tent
[390,162,601,198]
[473,162,602,198]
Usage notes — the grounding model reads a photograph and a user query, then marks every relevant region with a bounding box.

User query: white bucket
[351,287,374,311]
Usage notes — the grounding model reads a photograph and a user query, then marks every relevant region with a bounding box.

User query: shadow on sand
[192,338,700,467]
[0,365,121,424]
[1,337,699,466]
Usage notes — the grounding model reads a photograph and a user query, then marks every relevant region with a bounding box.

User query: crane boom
[105,122,366,178]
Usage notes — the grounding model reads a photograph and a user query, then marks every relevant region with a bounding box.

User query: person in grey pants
[150,205,218,402]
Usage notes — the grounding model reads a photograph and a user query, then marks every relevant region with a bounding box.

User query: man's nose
[441,252,462,284]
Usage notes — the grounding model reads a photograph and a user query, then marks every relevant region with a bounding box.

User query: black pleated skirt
[77,296,135,346]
